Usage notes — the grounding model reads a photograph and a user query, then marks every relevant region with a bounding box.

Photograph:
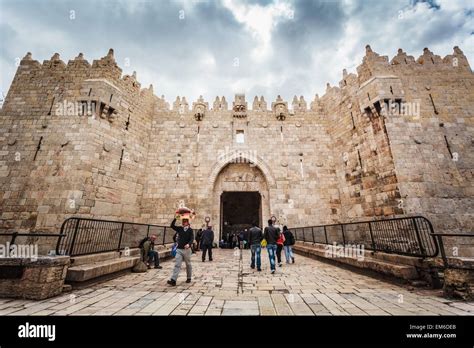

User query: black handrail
[58,217,171,256]
[430,233,474,269]
[0,232,66,255]
[293,216,439,258]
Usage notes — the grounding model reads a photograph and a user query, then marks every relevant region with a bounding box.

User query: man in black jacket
[195,226,204,252]
[167,217,194,286]
[200,225,214,262]
[248,222,263,271]
[264,219,280,274]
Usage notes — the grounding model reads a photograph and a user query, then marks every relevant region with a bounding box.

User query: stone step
[298,241,427,267]
[70,248,141,266]
[66,256,139,282]
[66,246,173,284]
[294,243,419,281]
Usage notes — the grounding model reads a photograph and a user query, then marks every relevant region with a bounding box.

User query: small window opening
[236,130,245,144]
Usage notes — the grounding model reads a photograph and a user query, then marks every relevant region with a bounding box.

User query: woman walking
[276,226,285,267]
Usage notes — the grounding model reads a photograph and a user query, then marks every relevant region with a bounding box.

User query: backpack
[138,237,149,249]
[289,231,295,246]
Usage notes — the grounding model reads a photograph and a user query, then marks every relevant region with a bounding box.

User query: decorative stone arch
[208,150,276,191]
[208,151,275,242]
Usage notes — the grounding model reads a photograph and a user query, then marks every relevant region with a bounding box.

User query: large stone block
[0,256,70,300]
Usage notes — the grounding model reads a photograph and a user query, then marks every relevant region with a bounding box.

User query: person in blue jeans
[282,225,296,264]
[248,221,263,271]
[263,219,280,274]
[139,235,162,269]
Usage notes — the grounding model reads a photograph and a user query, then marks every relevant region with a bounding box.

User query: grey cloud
[0,0,472,104]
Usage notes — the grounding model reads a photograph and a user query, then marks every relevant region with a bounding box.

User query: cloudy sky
[0,0,472,104]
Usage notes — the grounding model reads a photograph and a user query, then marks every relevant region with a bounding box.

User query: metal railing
[431,233,474,268]
[0,232,67,255]
[58,217,172,256]
[293,216,439,258]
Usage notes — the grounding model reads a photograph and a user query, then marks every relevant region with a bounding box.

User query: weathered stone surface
[444,268,473,300]
[434,257,474,300]
[0,256,70,300]
[66,257,138,282]
[293,242,420,281]
[0,45,472,258]
[0,249,472,316]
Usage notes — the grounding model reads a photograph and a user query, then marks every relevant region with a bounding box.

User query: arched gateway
[209,152,275,242]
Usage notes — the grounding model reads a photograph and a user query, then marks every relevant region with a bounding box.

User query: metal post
[324,226,328,244]
[311,227,315,244]
[368,222,376,251]
[9,232,18,253]
[437,235,448,269]
[162,227,166,245]
[412,218,426,257]
[10,232,18,246]
[69,219,80,256]
[117,222,124,251]
[341,224,346,246]
[56,234,64,255]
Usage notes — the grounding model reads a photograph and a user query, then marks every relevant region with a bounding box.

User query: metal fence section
[0,232,66,256]
[293,216,439,258]
[58,217,171,256]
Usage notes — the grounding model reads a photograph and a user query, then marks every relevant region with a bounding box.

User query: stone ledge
[69,245,173,266]
[70,249,139,266]
[66,256,139,282]
[298,241,428,267]
[428,256,474,300]
[293,242,419,281]
[0,256,70,300]
[66,247,173,283]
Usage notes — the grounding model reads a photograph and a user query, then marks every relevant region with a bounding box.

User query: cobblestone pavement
[2,249,474,316]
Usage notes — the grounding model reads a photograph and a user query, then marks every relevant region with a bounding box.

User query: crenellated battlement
[319,44,473,117]
[8,49,151,96]
[355,45,471,85]
[1,45,471,118]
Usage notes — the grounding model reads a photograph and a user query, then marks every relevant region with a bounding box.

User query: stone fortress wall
[0,45,472,254]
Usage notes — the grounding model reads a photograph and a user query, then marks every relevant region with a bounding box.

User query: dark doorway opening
[220,191,261,248]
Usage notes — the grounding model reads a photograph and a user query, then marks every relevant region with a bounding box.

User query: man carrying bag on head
[167,212,194,286]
